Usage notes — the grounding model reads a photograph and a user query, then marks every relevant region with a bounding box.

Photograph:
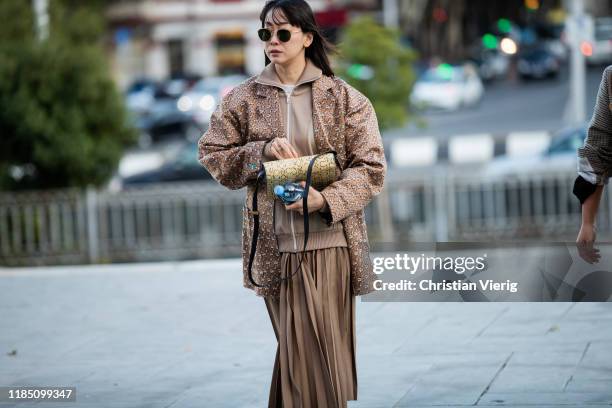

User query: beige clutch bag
[261,152,339,199]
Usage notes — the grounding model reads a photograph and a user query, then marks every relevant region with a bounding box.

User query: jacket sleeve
[319,88,387,225]
[573,65,612,203]
[197,90,268,190]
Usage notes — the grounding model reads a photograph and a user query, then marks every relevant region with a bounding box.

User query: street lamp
[565,0,587,125]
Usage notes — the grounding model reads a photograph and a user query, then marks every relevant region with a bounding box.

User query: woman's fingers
[284,183,322,215]
[285,204,305,214]
[280,143,297,159]
[287,143,299,158]
[576,239,601,263]
[268,138,300,160]
[276,139,299,159]
[271,142,288,160]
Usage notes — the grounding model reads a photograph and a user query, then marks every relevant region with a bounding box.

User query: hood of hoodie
[256,58,322,160]
[255,58,322,96]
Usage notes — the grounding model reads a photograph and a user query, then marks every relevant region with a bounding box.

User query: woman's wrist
[263,140,273,160]
[318,196,329,213]
[581,184,604,227]
[581,214,596,227]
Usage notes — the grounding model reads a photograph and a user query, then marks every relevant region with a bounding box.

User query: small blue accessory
[274,182,305,205]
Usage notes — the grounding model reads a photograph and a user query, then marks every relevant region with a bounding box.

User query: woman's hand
[576,184,604,264]
[264,138,299,160]
[576,223,601,264]
[285,181,326,214]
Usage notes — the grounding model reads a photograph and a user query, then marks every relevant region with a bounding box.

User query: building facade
[106,0,366,88]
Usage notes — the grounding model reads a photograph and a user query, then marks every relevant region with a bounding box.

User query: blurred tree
[0,1,35,44]
[337,16,418,130]
[0,0,136,191]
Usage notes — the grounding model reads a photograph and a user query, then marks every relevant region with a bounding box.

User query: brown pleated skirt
[264,246,357,408]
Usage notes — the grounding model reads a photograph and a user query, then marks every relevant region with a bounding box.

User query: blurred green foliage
[0,0,136,191]
[337,16,418,130]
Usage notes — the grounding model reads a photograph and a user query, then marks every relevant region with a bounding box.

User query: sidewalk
[0,259,611,408]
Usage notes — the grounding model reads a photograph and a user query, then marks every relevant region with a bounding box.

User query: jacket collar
[255,58,333,96]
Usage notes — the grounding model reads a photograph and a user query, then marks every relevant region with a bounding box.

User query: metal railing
[0,170,610,266]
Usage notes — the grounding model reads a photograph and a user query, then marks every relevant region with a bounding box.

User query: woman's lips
[269,50,282,55]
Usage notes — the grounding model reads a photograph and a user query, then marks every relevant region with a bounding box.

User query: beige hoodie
[255,59,347,253]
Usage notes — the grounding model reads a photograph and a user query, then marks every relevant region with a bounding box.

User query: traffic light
[525,0,539,11]
[497,18,511,34]
[482,33,498,50]
[347,64,374,80]
[436,63,454,80]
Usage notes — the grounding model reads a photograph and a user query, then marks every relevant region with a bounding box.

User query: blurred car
[125,79,160,114]
[411,64,484,111]
[161,73,202,99]
[517,46,560,79]
[126,74,207,146]
[483,123,588,180]
[544,38,569,63]
[586,17,612,65]
[473,49,510,82]
[540,22,569,63]
[132,98,206,146]
[177,74,248,125]
[112,141,213,189]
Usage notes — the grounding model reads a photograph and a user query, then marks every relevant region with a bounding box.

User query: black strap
[247,153,330,288]
[246,167,264,287]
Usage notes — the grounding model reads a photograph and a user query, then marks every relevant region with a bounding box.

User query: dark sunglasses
[258,28,301,42]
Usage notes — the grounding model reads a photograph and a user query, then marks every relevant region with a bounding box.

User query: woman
[198,0,386,406]
[574,65,612,264]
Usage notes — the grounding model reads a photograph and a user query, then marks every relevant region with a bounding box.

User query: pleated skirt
[264,246,357,408]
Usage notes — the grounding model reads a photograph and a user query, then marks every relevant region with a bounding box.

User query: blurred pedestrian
[198,0,386,406]
[573,65,612,263]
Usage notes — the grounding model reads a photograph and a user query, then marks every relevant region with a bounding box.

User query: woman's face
[262,8,313,66]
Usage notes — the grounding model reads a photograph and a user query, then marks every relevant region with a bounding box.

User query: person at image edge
[574,65,612,264]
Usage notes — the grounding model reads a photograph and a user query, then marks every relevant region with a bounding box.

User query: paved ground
[0,259,611,408]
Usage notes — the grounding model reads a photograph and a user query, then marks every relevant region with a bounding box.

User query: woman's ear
[304,32,314,48]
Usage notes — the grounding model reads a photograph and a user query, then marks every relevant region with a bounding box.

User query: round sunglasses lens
[258,29,271,41]
[277,30,291,42]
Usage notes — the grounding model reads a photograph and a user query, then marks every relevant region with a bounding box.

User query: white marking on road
[506,131,551,156]
[449,133,495,163]
[391,137,438,167]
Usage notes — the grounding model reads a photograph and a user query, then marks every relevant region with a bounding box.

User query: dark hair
[259,0,335,77]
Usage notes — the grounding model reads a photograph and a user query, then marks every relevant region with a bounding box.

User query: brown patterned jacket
[197,71,387,299]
